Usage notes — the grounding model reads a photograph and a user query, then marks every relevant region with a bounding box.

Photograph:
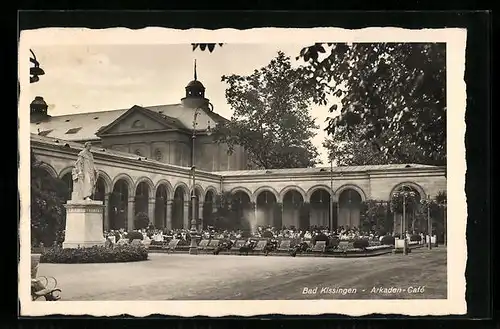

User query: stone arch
[306,184,333,203]
[190,184,205,202]
[36,162,57,178]
[279,185,307,203]
[389,181,426,200]
[97,170,113,194]
[173,181,190,199]
[58,166,74,179]
[335,184,367,202]
[134,176,155,195]
[154,179,173,199]
[112,173,135,196]
[229,187,253,200]
[204,186,218,200]
[252,186,279,203]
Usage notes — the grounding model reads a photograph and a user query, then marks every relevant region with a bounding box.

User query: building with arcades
[31,132,446,233]
[29,64,446,233]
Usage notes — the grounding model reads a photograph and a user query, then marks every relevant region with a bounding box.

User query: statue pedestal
[62,199,106,249]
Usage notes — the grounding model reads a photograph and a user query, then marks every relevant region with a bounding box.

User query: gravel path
[37,248,447,300]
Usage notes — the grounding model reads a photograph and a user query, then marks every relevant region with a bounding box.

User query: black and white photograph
[19,27,467,317]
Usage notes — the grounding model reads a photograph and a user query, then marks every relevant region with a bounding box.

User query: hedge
[410,234,422,242]
[381,235,396,246]
[127,231,144,242]
[352,239,370,249]
[40,244,148,264]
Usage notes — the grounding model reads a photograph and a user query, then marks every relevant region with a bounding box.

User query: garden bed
[39,245,149,263]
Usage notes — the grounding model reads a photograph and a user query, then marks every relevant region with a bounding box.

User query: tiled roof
[213,164,440,177]
[30,133,216,175]
[30,103,228,141]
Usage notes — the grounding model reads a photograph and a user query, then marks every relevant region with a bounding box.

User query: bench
[231,240,247,253]
[252,240,268,254]
[311,241,326,253]
[277,240,292,252]
[164,239,180,253]
[205,239,220,253]
[197,239,210,251]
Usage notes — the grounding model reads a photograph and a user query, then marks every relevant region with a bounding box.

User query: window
[38,129,53,137]
[132,120,145,128]
[65,127,82,134]
[154,149,163,161]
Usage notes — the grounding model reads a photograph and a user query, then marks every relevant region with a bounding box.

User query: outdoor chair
[165,239,180,253]
[197,239,210,251]
[277,240,292,252]
[311,241,326,253]
[31,255,61,301]
[252,240,268,254]
[231,240,247,253]
[205,239,220,253]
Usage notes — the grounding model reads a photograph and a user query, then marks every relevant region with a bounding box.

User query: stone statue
[71,142,98,201]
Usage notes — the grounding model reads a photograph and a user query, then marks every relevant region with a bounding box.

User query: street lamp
[392,186,416,255]
[30,49,45,84]
[329,157,334,231]
[188,107,212,255]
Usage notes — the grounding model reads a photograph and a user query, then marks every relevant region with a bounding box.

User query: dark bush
[328,236,340,249]
[312,233,329,245]
[262,231,274,238]
[40,245,148,264]
[127,231,144,242]
[352,239,370,249]
[381,235,395,246]
[410,234,422,242]
[134,212,150,230]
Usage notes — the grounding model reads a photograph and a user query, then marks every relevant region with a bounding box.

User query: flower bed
[40,244,148,264]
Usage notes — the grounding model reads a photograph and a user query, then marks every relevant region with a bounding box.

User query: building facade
[31,133,447,233]
[30,67,248,172]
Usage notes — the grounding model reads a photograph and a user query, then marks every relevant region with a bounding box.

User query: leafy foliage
[134,212,149,230]
[299,43,446,166]
[31,151,69,247]
[360,200,391,233]
[212,51,320,169]
[352,238,370,249]
[381,235,396,246]
[40,244,148,263]
[127,231,144,242]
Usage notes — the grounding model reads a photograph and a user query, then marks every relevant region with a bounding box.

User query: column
[103,193,110,231]
[198,202,204,230]
[127,196,135,231]
[183,200,190,229]
[148,197,155,226]
[166,200,173,230]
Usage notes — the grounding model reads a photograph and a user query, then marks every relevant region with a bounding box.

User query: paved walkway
[37,248,447,300]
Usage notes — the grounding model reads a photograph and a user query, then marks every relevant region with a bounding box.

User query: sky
[29,43,335,165]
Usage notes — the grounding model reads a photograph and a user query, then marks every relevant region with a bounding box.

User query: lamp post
[425,195,432,250]
[30,49,45,84]
[329,157,334,231]
[392,186,416,255]
[188,108,211,255]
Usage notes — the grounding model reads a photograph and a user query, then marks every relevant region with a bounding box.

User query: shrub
[410,234,422,242]
[381,235,395,246]
[352,239,370,249]
[262,230,274,238]
[327,236,340,249]
[127,231,144,242]
[40,244,148,264]
[312,233,329,245]
[134,212,150,230]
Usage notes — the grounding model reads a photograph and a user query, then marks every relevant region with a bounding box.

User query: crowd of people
[103,224,428,246]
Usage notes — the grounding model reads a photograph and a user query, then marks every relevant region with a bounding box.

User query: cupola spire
[194,59,197,81]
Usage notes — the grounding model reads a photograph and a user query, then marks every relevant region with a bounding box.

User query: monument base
[62,199,106,249]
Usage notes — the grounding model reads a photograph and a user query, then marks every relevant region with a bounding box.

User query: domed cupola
[181,59,210,109]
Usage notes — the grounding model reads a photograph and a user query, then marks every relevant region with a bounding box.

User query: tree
[31,151,69,246]
[134,212,150,230]
[298,43,446,166]
[213,51,321,169]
